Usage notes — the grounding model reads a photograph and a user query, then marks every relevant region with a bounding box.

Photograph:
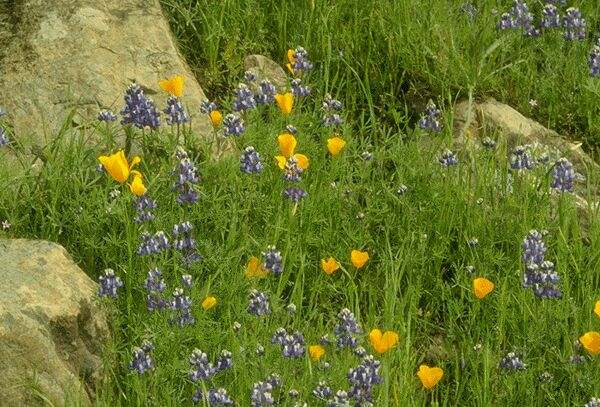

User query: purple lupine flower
[439,149,458,167]
[271,328,305,358]
[163,96,189,125]
[200,100,218,114]
[266,373,282,388]
[98,110,118,122]
[232,83,257,112]
[313,381,333,400]
[283,187,308,203]
[244,70,258,83]
[240,146,264,174]
[250,382,275,407]
[354,346,368,358]
[551,157,575,192]
[322,93,344,127]
[347,355,383,404]
[144,268,167,312]
[189,349,216,381]
[172,221,202,266]
[262,246,283,275]
[291,78,311,97]
[182,274,193,289]
[589,45,600,77]
[326,390,350,407]
[419,100,443,132]
[334,308,361,349]
[497,1,539,37]
[563,7,586,41]
[499,352,526,371]
[223,113,245,136]
[541,4,560,29]
[522,230,547,265]
[545,0,565,5]
[510,146,535,170]
[0,127,9,147]
[523,260,562,299]
[98,268,123,298]
[215,350,233,372]
[247,289,271,316]
[283,156,303,182]
[288,46,314,76]
[133,195,157,223]
[129,341,154,374]
[136,231,170,256]
[481,137,497,149]
[173,148,200,205]
[120,83,161,130]
[585,398,600,407]
[255,80,277,104]
[170,288,195,326]
[192,388,234,406]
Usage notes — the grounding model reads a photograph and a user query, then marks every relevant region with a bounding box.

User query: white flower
[529,99,538,108]
[1,220,10,230]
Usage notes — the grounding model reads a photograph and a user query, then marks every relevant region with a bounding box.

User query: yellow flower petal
[417,364,444,390]
[202,296,217,310]
[129,174,147,197]
[275,92,294,115]
[473,277,495,299]
[594,299,600,318]
[369,329,399,353]
[210,110,223,128]
[309,345,325,361]
[277,133,297,158]
[129,155,141,169]
[327,137,346,156]
[98,150,130,183]
[245,256,268,279]
[293,154,309,170]
[351,250,369,269]
[159,75,185,97]
[580,331,600,355]
[275,156,287,170]
[321,257,340,275]
[287,49,296,64]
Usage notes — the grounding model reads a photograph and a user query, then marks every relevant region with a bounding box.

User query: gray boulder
[0,239,110,406]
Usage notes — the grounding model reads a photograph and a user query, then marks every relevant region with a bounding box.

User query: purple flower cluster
[189,349,233,383]
[540,4,560,29]
[240,146,264,174]
[170,287,194,326]
[497,1,539,37]
[129,341,155,374]
[255,80,277,105]
[137,230,170,256]
[288,46,314,76]
[312,382,332,399]
[121,84,161,130]
[247,289,271,316]
[223,113,245,136]
[98,268,123,298]
[585,398,600,407]
[283,187,308,203]
[133,195,157,223]
[439,149,458,167]
[589,45,600,77]
[510,146,535,170]
[192,388,234,406]
[334,308,361,349]
[322,94,343,128]
[173,221,202,267]
[163,96,189,125]
[283,156,303,182]
[200,100,218,114]
[418,100,443,133]
[551,157,575,192]
[233,83,257,112]
[173,148,200,205]
[291,78,311,97]
[499,352,526,371]
[0,127,9,147]
[98,110,117,122]
[144,268,168,312]
[563,7,586,41]
[271,328,306,358]
[262,246,283,275]
[347,355,383,404]
[521,230,561,299]
[250,381,276,407]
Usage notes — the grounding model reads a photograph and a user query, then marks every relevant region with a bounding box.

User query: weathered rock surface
[0,0,212,147]
[0,239,109,406]
[244,54,289,89]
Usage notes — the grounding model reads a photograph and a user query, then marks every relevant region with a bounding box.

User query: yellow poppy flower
[129,173,147,196]
[209,110,223,128]
[287,49,295,64]
[417,364,444,390]
[594,299,600,318]
[275,92,294,115]
[245,256,268,279]
[275,154,309,171]
[98,150,141,184]
[202,296,217,310]
[327,137,346,156]
[158,75,185,97]
[579,331,600,355]
[321,257,340,275]
[473,277,495,299]
[369,329,399,354]
[351,250,369,268]
[309,345,325,361]
[278,133,297,158]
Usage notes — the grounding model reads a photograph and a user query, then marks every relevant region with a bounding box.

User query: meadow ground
[1,0,600,406]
